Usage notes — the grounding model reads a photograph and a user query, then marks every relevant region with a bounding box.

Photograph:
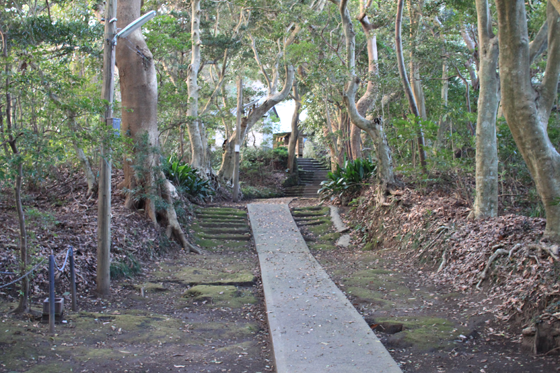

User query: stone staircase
[284,158,330,198]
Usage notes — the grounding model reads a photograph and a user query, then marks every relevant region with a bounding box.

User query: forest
[1,0,560,371]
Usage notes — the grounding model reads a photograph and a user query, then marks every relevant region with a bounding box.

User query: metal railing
[1,246,78,335]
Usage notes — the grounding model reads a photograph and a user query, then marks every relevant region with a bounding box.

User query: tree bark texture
[186,0,205,170]
[336,110,351,165]
[437,55,449,148]
[335,0,395,184]
[6,93,29,313]
[496,0,560,240]
[323,97,339,171]
[116,0,195,252]
[287,84,301,173]
[407,0,427,121]
[473,0,499,219]
[396,0,426,171]
[232,76,242,201]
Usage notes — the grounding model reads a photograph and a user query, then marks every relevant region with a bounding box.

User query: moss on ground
[153,265,255,285]
[132,282,167,293]
[194,238,251,251]
[292,206,329,214]
[195,213,247,220]
[292,211,328,218]
[320,232,341,241]
[195,208,247,216]
[308,243,337,250]
[376,316,465,351]
[184,285,256,308]
[306,222,332,236]
[196,232,251,241]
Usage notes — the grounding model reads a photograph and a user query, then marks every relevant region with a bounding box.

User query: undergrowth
[110,254,142,280]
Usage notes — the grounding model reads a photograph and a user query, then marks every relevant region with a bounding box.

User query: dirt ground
[0,245,273,373]
[288,198,560,373]
[1,178,559,372]
[0,176,273,373]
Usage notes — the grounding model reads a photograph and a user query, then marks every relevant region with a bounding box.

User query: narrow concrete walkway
[248,203,401,373]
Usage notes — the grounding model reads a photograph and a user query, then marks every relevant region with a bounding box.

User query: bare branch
[249,33,272,90]
[200,49,229,116]
[529,20,548,65]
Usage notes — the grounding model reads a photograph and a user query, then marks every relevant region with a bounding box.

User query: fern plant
[163,156,214,200]
[318,158,376,201]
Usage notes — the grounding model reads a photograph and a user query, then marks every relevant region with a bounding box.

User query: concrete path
[248,202,402,373]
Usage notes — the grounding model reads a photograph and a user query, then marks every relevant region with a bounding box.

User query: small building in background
[273,132,306,157]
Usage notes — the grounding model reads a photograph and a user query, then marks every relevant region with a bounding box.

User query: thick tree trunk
[116,0,196,252]
[186,0,205,170]
[496,0,560,240]
[287,85,301,173]
[336,110,351,164]
[334,0,396,184]
[472,0,499,219]
[353,29,379,161]
[218,66,295,182]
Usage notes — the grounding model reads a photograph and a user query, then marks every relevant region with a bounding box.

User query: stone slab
[248,203,401,373]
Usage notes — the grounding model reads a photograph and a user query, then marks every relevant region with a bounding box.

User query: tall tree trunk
[3,33,29,314]
[287,84,301,173]
[335,110,351,164]
[323,98,339,171]
[333,0,396,185]
[7,100,29,314]
[437,55,449,148]
[396,0,427,171]
[186,0,205,170]
[116,0,196,252]
[217,66,295,182]
[472,0,499,219]
[407,0,427,122]
[496,0,560,240]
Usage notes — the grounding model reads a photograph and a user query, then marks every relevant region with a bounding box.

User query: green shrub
[163,155,215,200]
[110,254,141,279]
[273,147,288,169]
[241,183,283,199]
[318,158,376,201]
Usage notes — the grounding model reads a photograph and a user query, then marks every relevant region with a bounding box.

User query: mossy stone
[154,266,255,285]
[184,285,256,308]
[132,282,167,293]
[375,316,464,351]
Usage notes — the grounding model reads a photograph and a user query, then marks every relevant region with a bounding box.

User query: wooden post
[232,76,243,202]
[97,0,117,297]
[48,255,55,335]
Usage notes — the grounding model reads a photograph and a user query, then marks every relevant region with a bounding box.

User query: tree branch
[537,2,560,126]
[529,20,548,65]
[249,34,272,90]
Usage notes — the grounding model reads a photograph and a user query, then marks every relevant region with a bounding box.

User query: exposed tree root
[437,248,447,273]
[160,171,202,254]
[476,243,527,290]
